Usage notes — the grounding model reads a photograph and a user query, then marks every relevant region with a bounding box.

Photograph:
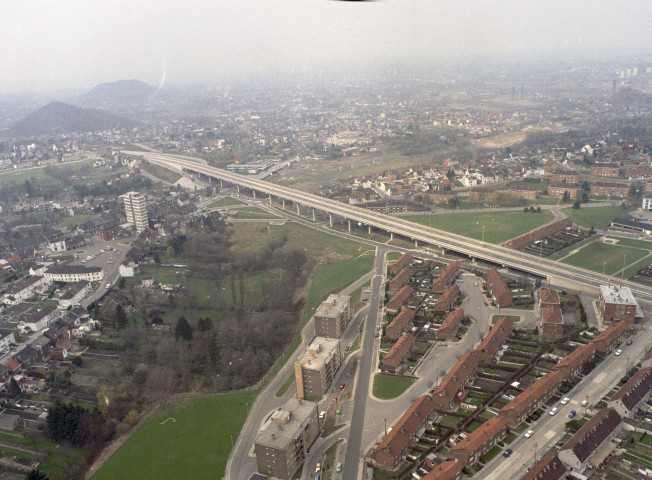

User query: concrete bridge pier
[348,220,351,232]
[414,239,418,247]
[368,226,372,235]
[390,232,394,241]
[282,199,285,210]
[441,248,446,255]
[268,195,272,205]
[296,204,300,216]
[312,209,316,221]
[329,214,333,228]
[236,185,240,194]
[220,179,223,188]
[252,190,256,199]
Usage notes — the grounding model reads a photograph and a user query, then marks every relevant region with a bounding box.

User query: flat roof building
[254,398,319,479]
[598,284,642,325]
[314,294,351,339]
[294,337,341,399]
[120,191,149,233]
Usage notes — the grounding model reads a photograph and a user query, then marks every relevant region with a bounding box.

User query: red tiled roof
[609,367,652,411]
[389,267,414,291]
[592,321,628,350]
[553,343,595,376]
[476,316,513,359]
[438,308,464,339]
[450,416,507,457]
[432,262,460,292]
[390,253,413,275]
[386,309,415,341]
[541,305,563,324]
[486,269,512,304]
[433,351,478,402]
[383,333,416,369]
[539,288,560,305]
[376,394,434,457]
[422,460,464,480]
[559,408,621,463]
[4,359,21,372]
[387,286,415,313]
[499,371,564,418]
[520,455,567,480]
[434,284,460,310]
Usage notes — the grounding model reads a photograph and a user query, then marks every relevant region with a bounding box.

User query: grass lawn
[403,210,554,244]
[560,241,648,275]
[562,205,634,230]
[92,390,259,480]
[623,256,652,279]
[58,214,100,227]
[387,252,404,263]
[206,197,245,208]
[229,206,280,219]
[492,315,520,323]
[373,374,416,400]
[141,162,183,183]
[547,235,598,260]
[275,373,295,398]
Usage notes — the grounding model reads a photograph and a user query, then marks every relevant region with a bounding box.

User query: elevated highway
[125,150,652,305]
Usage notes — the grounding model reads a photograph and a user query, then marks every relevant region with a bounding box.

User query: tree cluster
[47,401,114,450]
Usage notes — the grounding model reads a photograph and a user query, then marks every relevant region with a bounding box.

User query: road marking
[545,429,555,439]
[593,372,606,384]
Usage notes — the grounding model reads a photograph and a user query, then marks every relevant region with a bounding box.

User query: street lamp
[481,225,486,245]
[602,261,607,276]
[622,254,627,279]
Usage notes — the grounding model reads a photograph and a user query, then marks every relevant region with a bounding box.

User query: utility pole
[603,261,607,276]
[622,254,627,279]
[584,395,589,416]
[482,225,486,245]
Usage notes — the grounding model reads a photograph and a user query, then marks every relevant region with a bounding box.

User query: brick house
[499,370,565,426]
[597,285,639,325]
[475,316,513,366]
[485,269,513,307]
[539,288,560,307]
[386,286,415,315]
[607,367,652,417]
[553,344,595,379]
[389,267,414,294]
[381,333,416,374]
[591,163,621,177]
[558,408,622,473]
[592,181,629,197]
[541,304,564,339]
[592,321,628,354]
[437,308,464,341]
[431,262,460,294]
[432,351,479,412]
[385,308,414,341]
[422,460,463,480]
[521,456,567,480]
[432,285,460,315]
[548,183,581,198]
[551,170,580,185]
[449,417,508,466]
[390,253,413,276]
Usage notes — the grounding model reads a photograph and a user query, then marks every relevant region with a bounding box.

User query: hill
[7,101,135,137]
[84,79,155,105]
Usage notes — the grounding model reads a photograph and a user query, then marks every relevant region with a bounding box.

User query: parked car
[524,430,534,438]
[568,410,577,418]
[549,407,558,416]
[626,339,633,345]
[319,411,326,419]
[315,463,321,473]
[340,383,346,389]
[484,301,488,306]
[615,349,623,356]
[332,397,338,403]
[581,399,588,407]
[503,448,513,457]
[560,397,570,405]
[336,462,342,472]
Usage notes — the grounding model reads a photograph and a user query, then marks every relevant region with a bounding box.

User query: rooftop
[314,294,350,319]
[609,367,652,411]
[255,398,317,450]
[600,284,643,317]
[559,408,621,463]
[296,337,340,371]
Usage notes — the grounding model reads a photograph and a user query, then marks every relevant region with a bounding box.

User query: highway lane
[124,151,652,304]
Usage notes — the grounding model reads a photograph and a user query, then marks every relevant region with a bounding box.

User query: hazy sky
[1,0,650,93]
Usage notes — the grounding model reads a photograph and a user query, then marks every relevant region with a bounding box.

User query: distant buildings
[120,191,149,232]
[254,398,319,479]
[294,337,341,399]
[313,294,351,339]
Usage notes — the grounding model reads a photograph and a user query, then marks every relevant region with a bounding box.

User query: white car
[549,407,558,416]
[524,430,534,438]
[615,349,623,356]
[319,411,326,419]
[315,463,321,473]
[560,397,570,405]
[581,400,588,407]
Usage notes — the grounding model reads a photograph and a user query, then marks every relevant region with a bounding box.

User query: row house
[58,281,92,309]
[432,285,460,315]
[499,371,565,426]
[375,394,435,471]
[389,267,414,294]
[607,367,652,418]
[0,330,16,352]
[553,344,596,379]
[390,253,413,276]
[521,455,567,480]
[592,321,628,354]
[386,286,415,315]
[558,408,622,473]
[385,308,414,341]
[20,306,62,332]
[449,416,508,466]
[508,186,537,200]
[541,305,563,339]
[547,183,581,198]
[2,276,52,305]
[424,189,456,204]
[628,167,652,179]
[431,262,460,293]
[432,351,479,411]
[475,316,513,366]
[468,187,497,203]
[422,460,463,480]
[437,308,464,341]
[505,218,572,250]
[591,162,621,177]
[591,181,630,198]
[45,265,104,283]
[485,269,513,307]
[381,333,416,374]
[539,288,560,307]
[551,170,580,185]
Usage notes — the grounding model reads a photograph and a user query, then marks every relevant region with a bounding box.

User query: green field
[92,391,259,480]
[373,374,416,399]
[403,210,555,244]
[58,214,100,227]
[562,205,634,230]
[206,197,246,208]
[141,162,183,183]
[491,315,521,323]
[560,241,649,275]
[229,206,281,219]
[548,235,598,260]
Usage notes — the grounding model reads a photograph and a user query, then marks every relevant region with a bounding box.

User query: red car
[484,301,488,306]
[332,397,338,403]
[340,383,346,389]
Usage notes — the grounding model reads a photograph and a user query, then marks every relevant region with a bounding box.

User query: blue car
[568,410,576,418]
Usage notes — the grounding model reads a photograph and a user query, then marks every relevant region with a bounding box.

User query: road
[479,321,652,480]
[122,151,652,305]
